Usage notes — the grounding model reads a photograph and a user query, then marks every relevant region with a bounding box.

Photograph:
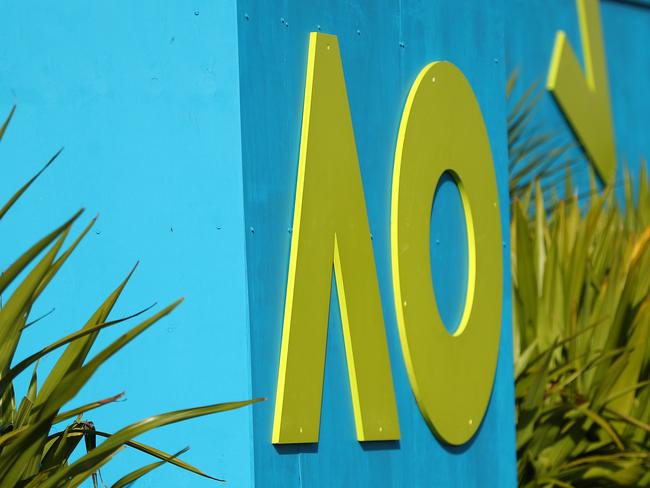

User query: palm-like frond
[513,163,650,487]
[0,107,262,487]
[507,72,587,205]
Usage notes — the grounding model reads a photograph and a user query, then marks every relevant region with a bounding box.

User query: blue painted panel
[505,0,650,195]
[0,1,254,486]
[430,173,469,334]
[611,0,650,7]
[237,1,517,486]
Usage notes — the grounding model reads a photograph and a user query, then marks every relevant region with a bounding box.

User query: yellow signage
[548,0,616,182]
[392,61,503,445]
[274,32,504,446]
[272,33,400,445]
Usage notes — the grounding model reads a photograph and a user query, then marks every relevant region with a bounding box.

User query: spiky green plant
[509,78,650,487]
[0,107,262,487]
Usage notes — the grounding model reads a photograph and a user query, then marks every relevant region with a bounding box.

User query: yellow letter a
[272,33,400,444]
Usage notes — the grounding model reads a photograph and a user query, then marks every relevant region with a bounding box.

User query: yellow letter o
[391,61,503,445]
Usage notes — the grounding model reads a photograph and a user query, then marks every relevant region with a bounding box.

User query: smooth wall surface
[0,1,254,486]
[237,0,517,486]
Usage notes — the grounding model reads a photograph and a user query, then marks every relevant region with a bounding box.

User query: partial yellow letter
[272,33,400,444]
[392,62,503,446]
[547,0,616,182]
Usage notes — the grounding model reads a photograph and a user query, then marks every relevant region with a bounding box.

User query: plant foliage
[0,107,262,487]
[510,80,650,486]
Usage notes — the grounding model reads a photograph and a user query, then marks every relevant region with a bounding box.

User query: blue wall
[237,1,517,486]
[0,1,254,486]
